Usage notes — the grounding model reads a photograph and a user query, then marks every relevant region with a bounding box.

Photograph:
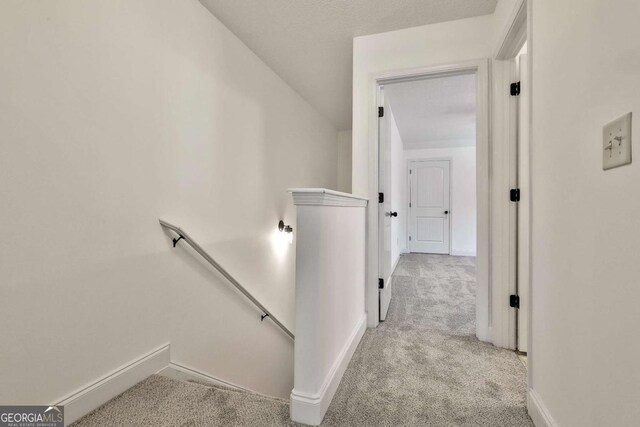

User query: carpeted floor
[73,254,532,426]
[321,254,532,426]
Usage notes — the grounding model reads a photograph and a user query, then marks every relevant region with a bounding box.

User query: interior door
[517,53,529,352]
[378,90,392,321]
[409,160,450,254]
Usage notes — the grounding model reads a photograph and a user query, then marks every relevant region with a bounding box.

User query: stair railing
[159,219,294,340]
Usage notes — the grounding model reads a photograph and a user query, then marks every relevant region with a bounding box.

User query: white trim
[450,249,476,257]
[365,59,491,343]
[495,0,527,59]
[158,362,251,394]
[377,86,389,300]
[491,0,534,392]
[528,389,557,427]
[490,58,518,351]
[526,0,534,393]
[290,313,366,425]
[56,344,170,426]
[390,251,402,279]
[289,188,368,207]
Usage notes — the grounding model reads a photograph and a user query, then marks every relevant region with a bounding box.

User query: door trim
[365,59,490,344]
[407,158,452,255]
[377,88,392,322]
[493,0,533,404]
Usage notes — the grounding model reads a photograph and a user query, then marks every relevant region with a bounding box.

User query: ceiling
[197,0,497,130]
[385,73,476,150]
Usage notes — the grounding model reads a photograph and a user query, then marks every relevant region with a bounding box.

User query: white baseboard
[477,325,492,344]
[56,344,170,426]
[390,254,402,277]
[450,249,477,257]
[528,389,557,427]
[158,362,252,394]
[290,313,367,425]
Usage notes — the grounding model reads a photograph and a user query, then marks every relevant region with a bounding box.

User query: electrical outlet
[603,112,632,170]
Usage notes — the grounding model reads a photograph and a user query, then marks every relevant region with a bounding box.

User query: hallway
[73,254,532,426]
[322,254,532,425]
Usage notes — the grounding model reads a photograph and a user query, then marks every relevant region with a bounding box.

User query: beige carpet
[73,254,532,426]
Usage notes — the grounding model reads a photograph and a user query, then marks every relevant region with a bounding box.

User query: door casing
[377,89,392,322]
[494,0,533,396]
[367,59,491,344]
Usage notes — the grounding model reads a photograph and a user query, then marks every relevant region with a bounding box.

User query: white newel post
[288,189,368,426]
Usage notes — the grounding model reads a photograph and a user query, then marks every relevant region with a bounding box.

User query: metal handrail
[159,219,294,340]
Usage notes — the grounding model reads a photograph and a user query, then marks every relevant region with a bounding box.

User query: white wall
[289,190,367,425]
[388,108,407,267]
[405,147,477,256]
[352,15,495,328]
[337,130,352,193]
[352,15,494,197]
[530,0,640,425]
[0,0,338,404]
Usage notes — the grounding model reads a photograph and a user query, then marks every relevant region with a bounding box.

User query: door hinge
[510,294,520,308]
[409,236,412,241]
[379,192,384,203]
[378,106,384,117]
[510,81,521,96]
[409,202,412,208]
[510,188,520,202]
[409,169,412,174]
[378,278,384,289]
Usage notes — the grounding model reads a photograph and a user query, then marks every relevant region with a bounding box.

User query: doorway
[494,0,530,360]
[364,0,532,404]
[515,43,529,354]
[376,66,484,325]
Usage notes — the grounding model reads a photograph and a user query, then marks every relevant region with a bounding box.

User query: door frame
[493,0,533,400]
[367,59,491,343]
[377,87,392,321]
[407,158,452,255]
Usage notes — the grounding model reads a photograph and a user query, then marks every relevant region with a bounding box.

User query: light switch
[603,112,632,170]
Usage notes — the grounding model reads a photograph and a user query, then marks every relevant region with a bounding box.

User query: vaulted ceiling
[198,0,497,130]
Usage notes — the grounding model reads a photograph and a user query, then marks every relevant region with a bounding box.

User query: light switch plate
[603,112,632,170]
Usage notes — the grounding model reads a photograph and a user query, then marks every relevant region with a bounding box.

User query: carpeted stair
[72,374,294,426]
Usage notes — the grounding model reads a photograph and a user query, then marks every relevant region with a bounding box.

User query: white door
[409,160,450,254]
[378,91,392,321]
[517,53,529,352]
